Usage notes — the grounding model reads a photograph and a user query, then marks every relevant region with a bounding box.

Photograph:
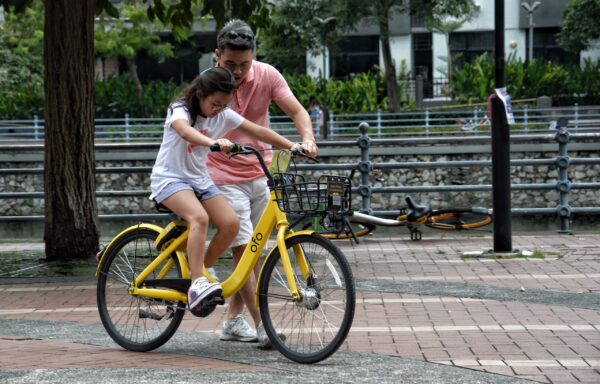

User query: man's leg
[226,244,260,327]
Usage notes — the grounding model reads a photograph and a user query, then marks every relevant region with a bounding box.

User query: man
[207,19,318,347]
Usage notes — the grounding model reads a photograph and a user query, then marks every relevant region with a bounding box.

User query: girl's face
[199,91,233,118]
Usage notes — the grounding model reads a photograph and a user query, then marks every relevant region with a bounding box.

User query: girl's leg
[201,195,240,267]
[160,189,209,280]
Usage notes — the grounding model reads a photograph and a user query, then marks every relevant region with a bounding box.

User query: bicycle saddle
[405,196,430,222]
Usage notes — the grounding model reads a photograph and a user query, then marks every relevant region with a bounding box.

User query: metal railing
[0,121,599,232]
[1,105,599,143]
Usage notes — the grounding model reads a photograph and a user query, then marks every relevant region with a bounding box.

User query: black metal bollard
[491,96,513,252]
[555,117,571,233]
[357,122,373,214]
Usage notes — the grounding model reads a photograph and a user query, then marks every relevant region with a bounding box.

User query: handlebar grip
[209,142,242,153]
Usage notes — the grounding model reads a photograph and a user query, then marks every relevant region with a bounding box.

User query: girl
[149,67,300,315]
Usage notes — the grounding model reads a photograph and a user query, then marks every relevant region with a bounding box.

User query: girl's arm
[237,119,296,150]
[171,119,233,150]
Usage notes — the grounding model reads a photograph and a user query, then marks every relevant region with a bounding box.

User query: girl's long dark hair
[170,67,235,125]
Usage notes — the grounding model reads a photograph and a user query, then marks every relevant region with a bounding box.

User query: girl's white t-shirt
[149,102,244,200]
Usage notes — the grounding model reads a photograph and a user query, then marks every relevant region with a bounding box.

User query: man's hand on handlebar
[300,140,318,157]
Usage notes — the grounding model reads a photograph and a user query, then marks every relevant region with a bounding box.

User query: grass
[461,248,559,260]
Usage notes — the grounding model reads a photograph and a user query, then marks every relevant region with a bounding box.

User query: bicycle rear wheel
[319,222,376,240]
[97,227,186,352]
[258,234,355,364]
[425,208,492,230]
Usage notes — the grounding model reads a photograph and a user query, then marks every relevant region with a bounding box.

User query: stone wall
[1,151,598,216]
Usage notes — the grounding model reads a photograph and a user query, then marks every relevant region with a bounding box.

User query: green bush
[95,75,183,118]
[281,71,389,115]
[0,30,44,120]
[451,52,599,105]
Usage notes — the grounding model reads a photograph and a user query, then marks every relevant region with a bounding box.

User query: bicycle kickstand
[343,216,361,244]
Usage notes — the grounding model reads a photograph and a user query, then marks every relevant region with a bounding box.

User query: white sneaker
[219,315,258,342]
[187,277,221,311]
[257,320,286,349]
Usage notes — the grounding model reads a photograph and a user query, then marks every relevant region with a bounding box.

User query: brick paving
[1,233,599,383]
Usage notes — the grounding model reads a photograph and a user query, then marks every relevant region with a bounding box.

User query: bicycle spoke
[97,228,186,352]
[258,234,355,363]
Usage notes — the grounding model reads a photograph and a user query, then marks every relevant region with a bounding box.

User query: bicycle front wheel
[426,208,492,230]
[97,227,186,352]
[258,234,355,364]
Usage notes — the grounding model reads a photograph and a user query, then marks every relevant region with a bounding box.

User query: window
[529,27,579,66]
[449,31,495,69]
[331,35,379,79]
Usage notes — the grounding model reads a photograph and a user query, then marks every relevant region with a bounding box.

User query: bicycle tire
[319,222,376,240]
[97,227,186,352]
[425,208,492,230]
[258,234,355,364]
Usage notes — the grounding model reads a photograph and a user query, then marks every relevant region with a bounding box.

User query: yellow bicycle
[95,145,355,364]
[314,195,493,242]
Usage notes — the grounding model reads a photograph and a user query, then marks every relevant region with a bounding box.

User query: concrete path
[1,233,599,383]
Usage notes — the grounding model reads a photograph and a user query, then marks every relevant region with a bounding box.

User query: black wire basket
[272,173,352,216]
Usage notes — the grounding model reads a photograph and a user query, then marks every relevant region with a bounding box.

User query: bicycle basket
[272,173,351,216]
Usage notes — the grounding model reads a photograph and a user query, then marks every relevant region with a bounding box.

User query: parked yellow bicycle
[95,145,355,364]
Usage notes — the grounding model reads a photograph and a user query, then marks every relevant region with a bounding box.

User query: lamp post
[314,16,336,139]
[521,1,541,62]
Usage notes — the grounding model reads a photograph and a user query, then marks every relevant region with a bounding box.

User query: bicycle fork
[274,219,311,302]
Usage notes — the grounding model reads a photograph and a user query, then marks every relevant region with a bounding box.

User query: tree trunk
[44,0,99,261]
[125,56,147,116]
[377,2,401,112]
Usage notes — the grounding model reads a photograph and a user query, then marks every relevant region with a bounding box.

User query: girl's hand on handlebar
[213,138,234,153]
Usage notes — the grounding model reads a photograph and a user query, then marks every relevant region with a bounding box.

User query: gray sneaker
[219,315,258,342]
[257,320,286,349]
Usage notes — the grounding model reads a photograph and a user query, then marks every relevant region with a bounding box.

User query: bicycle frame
[96,189,313,305]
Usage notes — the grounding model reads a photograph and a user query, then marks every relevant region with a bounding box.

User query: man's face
[215,48,253,87]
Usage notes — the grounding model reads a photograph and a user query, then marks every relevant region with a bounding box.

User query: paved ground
[1,232,599,383]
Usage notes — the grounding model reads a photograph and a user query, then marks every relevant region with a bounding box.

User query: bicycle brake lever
[291,148,319,163]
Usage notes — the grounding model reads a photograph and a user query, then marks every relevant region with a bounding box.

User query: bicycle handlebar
[209,142,317,185]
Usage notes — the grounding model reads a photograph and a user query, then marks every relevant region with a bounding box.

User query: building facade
[307,0,600,86]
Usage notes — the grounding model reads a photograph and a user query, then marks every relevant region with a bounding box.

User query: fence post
[329,111,335,139]
[124,114,131,143]
[473,108,478,135]
[376,109,382,138]
[416,75,424,109]
[574,103,579,131]
[33,115,40,142]
[523,105,528,134]
[425,109,430,137]
[555,118,571,233]
[356,122,372,214]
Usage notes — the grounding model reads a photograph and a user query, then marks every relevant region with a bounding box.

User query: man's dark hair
[217,19,256,52]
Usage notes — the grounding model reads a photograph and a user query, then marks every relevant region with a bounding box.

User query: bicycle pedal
[189,295,225,318]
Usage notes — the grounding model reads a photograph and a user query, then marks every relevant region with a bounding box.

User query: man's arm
[276,95,318,156]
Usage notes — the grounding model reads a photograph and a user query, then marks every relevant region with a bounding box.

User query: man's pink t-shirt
[207,60,293,185]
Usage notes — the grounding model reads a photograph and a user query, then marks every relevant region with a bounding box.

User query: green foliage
[281,71,389,115]
[450,53,599,105]
[95,5,174,62]
[450,53,494,103]
[95,75,183,118]
[2,0,44,73]
[257,0,333,75]
[0,26,44,119]
[556,0,600,53]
